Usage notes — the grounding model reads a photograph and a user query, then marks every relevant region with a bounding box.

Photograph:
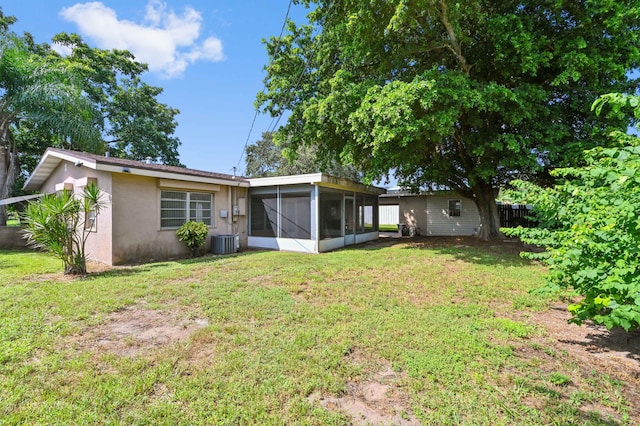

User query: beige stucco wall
[111,173,248,265]
[39,161,114,264]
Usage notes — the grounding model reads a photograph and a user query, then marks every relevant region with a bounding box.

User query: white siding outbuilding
[379,192,481,237]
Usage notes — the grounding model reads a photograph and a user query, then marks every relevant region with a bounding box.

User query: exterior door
[344,196,355,245]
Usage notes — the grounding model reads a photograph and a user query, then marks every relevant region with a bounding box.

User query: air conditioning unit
[211,235,238,255]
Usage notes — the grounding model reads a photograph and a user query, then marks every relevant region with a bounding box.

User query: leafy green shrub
[504,94,640,331]
[176,221,209,257]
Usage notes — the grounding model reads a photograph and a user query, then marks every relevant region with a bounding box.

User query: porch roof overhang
[248,173,386,195]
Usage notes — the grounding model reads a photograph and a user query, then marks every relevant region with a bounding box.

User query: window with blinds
[161,190,213,228]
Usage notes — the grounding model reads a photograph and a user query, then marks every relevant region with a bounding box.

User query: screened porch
[247,174,384,253]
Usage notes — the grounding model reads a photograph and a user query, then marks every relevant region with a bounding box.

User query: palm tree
[22,183,107,274]
[0,31,101,225]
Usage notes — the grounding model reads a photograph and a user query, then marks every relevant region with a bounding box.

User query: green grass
[6,210,21,226]
[379,224,399,232]
[0,243,632,425]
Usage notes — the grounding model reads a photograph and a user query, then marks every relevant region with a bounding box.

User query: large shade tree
[12,33,183,191]
[258,0,640,239]
[244,131,361,180]
[50,33,182,166]
[0,13,101,225]
[0,11,183,224]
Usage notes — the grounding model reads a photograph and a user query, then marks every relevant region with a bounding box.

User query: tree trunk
[0,148,6,225]
[471,182,503,241]
[0,146,17,227]
[64,261,87,275]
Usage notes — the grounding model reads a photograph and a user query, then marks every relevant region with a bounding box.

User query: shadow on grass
[327,236,540,268]
[574,413,623,426]
[83,249,259,280]
[0,256,16,269]
[393,236,541,267]
[558,320,640,364]
[540,398,624,426]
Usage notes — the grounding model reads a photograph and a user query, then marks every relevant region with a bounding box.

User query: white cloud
[59,1,224,78]
[51,42,73,57]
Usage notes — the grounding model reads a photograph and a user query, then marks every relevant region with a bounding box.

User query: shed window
[448,199,461,217]
[161,190,212,228]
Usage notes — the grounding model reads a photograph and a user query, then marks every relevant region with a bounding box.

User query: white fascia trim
[248,173,323,187]
[51,151,98,169]
[96,164,250,187]
[24,150,98,190]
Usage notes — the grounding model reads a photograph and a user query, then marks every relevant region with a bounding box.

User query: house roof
[24,148,249,191]
[249,173,386,195]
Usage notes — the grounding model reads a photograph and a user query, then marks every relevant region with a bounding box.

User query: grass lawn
[0,239,636,425]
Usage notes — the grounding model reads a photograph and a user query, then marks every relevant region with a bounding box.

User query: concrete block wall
[0,227,28,250]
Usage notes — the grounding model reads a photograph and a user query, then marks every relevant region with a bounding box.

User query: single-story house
[379,189,481,236]
[22,148,384,264]
[24,148,250,265]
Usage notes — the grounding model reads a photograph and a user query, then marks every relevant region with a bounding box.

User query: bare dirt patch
[71,302,209,357]
[526,303,640,421]
[31,260,114,282]
[309,350,421,425]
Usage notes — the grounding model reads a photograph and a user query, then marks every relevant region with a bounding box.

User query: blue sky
[5,0,309,176]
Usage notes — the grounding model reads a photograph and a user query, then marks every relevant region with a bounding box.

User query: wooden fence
[499,204,537,228]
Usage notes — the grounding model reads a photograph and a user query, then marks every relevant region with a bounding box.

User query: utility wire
[235,0,294,172]
[267,24,322,135]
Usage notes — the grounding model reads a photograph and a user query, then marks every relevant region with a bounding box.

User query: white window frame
[160,190,213,228]
[448,199,462,217]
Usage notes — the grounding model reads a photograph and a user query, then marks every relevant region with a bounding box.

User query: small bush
[176,221,209,257]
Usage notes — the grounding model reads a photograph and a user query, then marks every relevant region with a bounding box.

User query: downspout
[227,186,233,235]
[276,186,280,239]
[314,185,320,253]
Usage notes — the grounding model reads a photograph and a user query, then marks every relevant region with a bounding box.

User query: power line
[267,24,322,135]
[236,0,294,171]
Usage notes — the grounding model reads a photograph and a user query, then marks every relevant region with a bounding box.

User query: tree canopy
[244,131,361,180]
[258,0,640,239]
[0,9,183,224]
[51,33,182,166]
[1,12,101,224]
